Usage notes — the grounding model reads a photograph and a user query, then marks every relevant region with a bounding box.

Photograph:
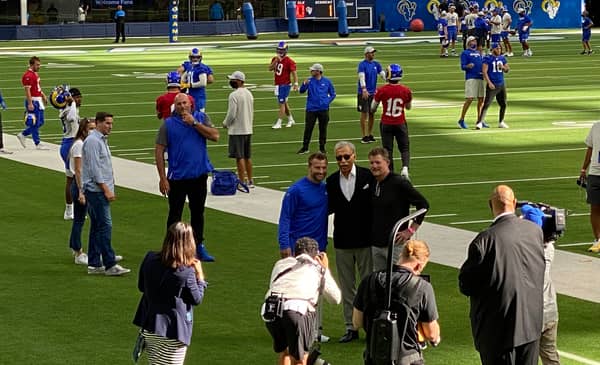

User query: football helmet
[49,84,71,110]
[276,41,288,57]
[166,71,181,88]
[24,112,37,126]
[386,64,403,81]
[189,48,202,65]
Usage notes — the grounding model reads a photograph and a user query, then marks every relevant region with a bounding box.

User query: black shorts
[357,94,375,114]
[228,134,252,159]
[587,175,600,205]
[266,310,315,361]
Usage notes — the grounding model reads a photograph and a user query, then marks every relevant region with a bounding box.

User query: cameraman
[353,240,440,365]
[263,237,341,365]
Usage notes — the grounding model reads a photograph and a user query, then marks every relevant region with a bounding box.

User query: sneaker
[237,181,250,193]
[507,52,514,57]
[87,266,105,274]
[475,122,483,130]
[481,121,490,128]
[581,50,588,55]
[319,147,326,154]
[35,143,50,150]
[16,133,26,148]
[104,264,131,276]
[498,121,509,129]
[400,166,410,180]
[286,119,295,128]
[360,136,369,144]
[197,243,215,262]
[339,330,359,343]
[0,148,13,154]
[248,180,255,189]
[74,253,88,265]
[115,255,123,262]
[272,120,282,129]
[297,147,309,155]
[317,334,330,343]
[64,204,74,220]
[588,240,600,253]
[458,120,467,129]
[368,135,376,143]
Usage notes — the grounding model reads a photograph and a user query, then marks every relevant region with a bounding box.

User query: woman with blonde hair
[133,222,207,364]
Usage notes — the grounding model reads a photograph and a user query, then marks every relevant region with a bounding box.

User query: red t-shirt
[373,84,412,125]
[155,92,195,120]
[22,69,42,97]
[271,56,296,86]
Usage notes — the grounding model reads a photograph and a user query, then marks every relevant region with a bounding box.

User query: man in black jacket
[368,147,429,272]
[459,185,545,365]
[327,141,374,343]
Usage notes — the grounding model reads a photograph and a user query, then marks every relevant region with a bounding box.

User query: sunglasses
[335,154,353,161]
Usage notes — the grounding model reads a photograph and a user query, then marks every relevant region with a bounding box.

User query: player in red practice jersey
[269,41,298,129]
[371,64,413,179]
[17,56,48,149]
[155,71,195,120]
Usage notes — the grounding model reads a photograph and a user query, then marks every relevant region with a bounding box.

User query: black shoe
[339,330,359,343]
[319,146,326,154]
[297,147,309,155]
[360,136,369,144]
[368,135,376,143]
[581,50,587,55]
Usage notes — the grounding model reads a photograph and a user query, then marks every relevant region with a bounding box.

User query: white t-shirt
[490,15,502,34]
[502,13,512,31]
[60,101,79,139]
[69,139,84,177]
[585,122,600,176]
[447,12,458,27]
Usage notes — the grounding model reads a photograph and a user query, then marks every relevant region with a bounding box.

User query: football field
[0,31,599,364]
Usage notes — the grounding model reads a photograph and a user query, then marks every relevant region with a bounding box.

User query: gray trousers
[539,320,560,365]
[335,247,373,329]
[372,244,403,273]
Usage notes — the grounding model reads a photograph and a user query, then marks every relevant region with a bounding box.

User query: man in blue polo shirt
[457,36,485,129]
[517,8,533,57]
[357,47,386,144]
[477,42,510,129]
[297,63,336,154]
[155,93,220,261]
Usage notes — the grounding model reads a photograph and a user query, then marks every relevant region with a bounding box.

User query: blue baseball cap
[490,42,501,49]
[521,204,545,227]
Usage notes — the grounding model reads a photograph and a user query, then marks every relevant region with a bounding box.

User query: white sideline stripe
[568,213,589,217]
[557,242,593,248]
[417,176,574,188]
[450,219,492,225]
[426,213,457,218]
[558,350,600,365]
[256,180,293,185]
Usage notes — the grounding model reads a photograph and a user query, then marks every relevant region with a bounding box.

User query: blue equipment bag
[211,170,238,196]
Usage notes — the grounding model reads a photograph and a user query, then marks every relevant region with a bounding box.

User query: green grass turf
[1,31,600,363]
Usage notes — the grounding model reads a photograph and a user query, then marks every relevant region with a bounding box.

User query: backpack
[367,272,421,365]
[211,170,238,196]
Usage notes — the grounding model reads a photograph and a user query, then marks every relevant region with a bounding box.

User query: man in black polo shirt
[368,147,429,272]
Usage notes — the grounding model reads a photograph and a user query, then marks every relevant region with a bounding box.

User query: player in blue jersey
[581,10,594,55]
[516,8,533,57]
[438,11,449,57]
[178,48,214,112]
[476,42,510,129]
[357,46,386,144]
[457,36,485,129]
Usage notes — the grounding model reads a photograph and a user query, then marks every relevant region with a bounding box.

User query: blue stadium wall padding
[242,2,258,39]
[287,0,300,38]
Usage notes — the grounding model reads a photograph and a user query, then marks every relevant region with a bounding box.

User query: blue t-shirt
[483,54,507,86]
[357,60,383,95]
[517,14,532,34]
[582,17,592,34]
[278,177,328,252]
[437,18,448,36]
[460,49,483,80]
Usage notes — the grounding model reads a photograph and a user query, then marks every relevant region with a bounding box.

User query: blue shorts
[275,84,291,104]
[447,26,457,41]
[519,32,529,43]
[60,137,75,173]
[491,34,501,43]
[583,30,592,42]
[501,31,509,40]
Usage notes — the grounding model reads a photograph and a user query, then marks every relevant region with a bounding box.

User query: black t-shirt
[354,266,439,355]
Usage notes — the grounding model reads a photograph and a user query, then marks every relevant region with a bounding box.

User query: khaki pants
[539,321,560,365]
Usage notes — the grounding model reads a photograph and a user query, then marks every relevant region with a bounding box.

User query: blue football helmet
[49,84,71,109]
[189,48,202,65]
[276,41,288,57]
[386,64,403,81]
[24,112,37,126]
[166,71,181,88]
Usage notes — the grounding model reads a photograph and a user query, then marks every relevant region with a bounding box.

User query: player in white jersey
[447,5,459,55]
[59,88,82,220]
[501,7,514,56]
[489,8,502,49]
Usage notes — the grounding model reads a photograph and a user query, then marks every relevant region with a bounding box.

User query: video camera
[307,344,330,365]
[516,201,566,242]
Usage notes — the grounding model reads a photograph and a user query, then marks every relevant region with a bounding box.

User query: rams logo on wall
[396,0,417,22]
[427,0,440,20]
[513,0,533,14]
[484,0,504,10]
[541,0,560,19]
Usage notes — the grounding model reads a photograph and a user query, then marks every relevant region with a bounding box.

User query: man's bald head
[174,93,192,115]
[489,185,516,216]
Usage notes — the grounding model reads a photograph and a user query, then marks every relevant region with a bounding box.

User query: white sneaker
[318,334,330,343]
[272,120,282,129]
[87,266,105,275]
[64,204,74,220]
[35,143,50,150]
[286,119,295,128]
[74,253,88,265]
[498,121,509,129]
[0,148,13,154]
[475,122,483,130]
[528,49,533,56]
[16,133,26,148]
[115,255,123,262]
[400,166,410,180]
[508,52,514,57]
[105,264,131,276]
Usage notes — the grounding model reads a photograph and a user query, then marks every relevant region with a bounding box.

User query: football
[409,18,424,32]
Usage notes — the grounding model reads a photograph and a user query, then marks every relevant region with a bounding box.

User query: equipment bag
[211,170,238,196]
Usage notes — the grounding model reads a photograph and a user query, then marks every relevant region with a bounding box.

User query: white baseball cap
[309,63,324,72]
[364,46,376,54]
[466,36,477,43]
[227,71,245,81]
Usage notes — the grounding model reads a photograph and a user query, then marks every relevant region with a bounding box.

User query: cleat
[360,136,369,144]
[285,119,295,127]
[498,121,509,129]
[458,120,467,129]
[296,147,309,155]
[588,240,600,253]
[475,122,483,130]
[481,121,490,128]
[272,120,282,129]
[400,166,410,180]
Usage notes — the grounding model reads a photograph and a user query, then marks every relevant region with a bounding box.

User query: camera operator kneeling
[353,240,440,365]
[262,237,341,365]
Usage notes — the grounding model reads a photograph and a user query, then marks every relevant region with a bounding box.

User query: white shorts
[465,79,485,98]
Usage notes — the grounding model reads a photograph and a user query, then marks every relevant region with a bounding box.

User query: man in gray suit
[459,185,545,365]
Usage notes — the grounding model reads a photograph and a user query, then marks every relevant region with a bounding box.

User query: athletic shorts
[587,175,600,205]
[60,137,75,176]
[583,31,592,42]
[275,84,291,104]
[357,94,375,114]
[501,31,510,40]
[465,79,485,98]
[519,32,529,42]
[447,27,457,41]
[491,33,501,43]
[266,310,315,361]
[228,134,252,159]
